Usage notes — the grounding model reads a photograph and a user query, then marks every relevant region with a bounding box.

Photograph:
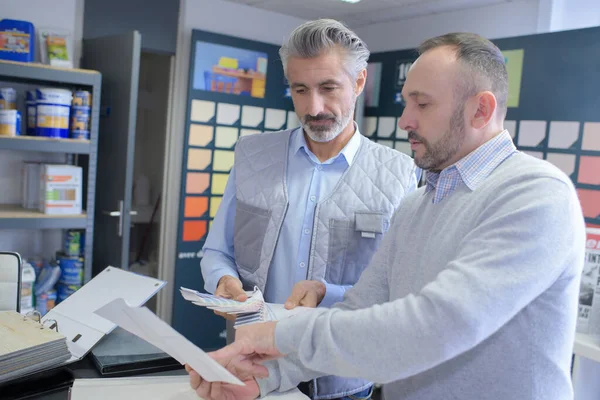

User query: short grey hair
[419,32,508,117]
[279,19,369,79]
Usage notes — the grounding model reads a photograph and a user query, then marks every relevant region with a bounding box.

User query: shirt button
[317,165,323,171]
[310,195,316,202]
[299,262,306,268]
[303,229,310,235]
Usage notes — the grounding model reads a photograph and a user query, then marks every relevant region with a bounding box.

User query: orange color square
[185,196,209,218]
[183,220,207,242]
[578,156,600,185]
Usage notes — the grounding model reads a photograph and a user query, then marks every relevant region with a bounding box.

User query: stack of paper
[0,311,71,384]
[70,375,310,399]
[179,287,310,328]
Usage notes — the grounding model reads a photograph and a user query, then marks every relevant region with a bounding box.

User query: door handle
[102,201,137,237]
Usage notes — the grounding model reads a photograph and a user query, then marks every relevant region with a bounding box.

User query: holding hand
[214,275,248,320]
[285,280,326,309]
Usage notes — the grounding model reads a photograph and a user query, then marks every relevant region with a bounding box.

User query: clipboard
[41,266,166,365]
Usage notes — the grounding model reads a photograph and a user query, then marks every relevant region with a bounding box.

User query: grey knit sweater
[258,150,586,400]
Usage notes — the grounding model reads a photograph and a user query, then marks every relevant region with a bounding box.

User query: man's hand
[186,363,260,400]
[284,280,326,309]
[214,275,248,320]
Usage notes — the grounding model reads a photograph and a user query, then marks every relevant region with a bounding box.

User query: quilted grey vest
[233,128,416,292]
[233,128,416,399]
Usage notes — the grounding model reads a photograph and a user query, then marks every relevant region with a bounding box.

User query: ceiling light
[339,0,361,3]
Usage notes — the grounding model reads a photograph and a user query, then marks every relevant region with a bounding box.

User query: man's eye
[418,103,428,109]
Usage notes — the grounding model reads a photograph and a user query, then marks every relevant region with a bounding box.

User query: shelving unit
[0,60,101,283]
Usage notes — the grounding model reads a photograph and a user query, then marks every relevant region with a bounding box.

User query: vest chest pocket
[326,212,388,284]
[233,201,272,274]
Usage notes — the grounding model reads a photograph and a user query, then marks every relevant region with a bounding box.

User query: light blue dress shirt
[201,127,417,307]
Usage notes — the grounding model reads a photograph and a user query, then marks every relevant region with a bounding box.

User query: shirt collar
[426,129,517,192]
[291,122,362,166]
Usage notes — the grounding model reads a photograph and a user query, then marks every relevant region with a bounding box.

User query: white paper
[70,376,309,400]
[94,298,243,386]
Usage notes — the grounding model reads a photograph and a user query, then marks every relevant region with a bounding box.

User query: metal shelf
[0,60,101,87]
[0,205,87,229]
[0,136,91,154]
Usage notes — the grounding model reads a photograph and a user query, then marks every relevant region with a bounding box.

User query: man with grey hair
[198,18,419,400]
[190,32,585,400]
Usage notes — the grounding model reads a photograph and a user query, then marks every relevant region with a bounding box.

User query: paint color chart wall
[172,30,295,350]
[364,26,600,228]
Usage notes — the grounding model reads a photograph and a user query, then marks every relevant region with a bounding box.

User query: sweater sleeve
[271,176,585,385]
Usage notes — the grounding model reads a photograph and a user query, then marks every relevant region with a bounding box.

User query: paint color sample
[184,196,209,218]
[287,111,299,130]
[504,120,517,138]
[518,121,547,147]
[216,103,240,125]
[215,126,238,148]
[240,129,261,137]
[189,124,214,147]
[210,197,222,218]
[186,173,210,194]
[363,117,377,137]
[191,100,215,123]
[377,117,396,138]
[378,140,394,148]
[183,220,207,242]
[577,189,600,219]
[394,141,412,155]
[213,150,235,172]
[241,106,263,127]
[582,122,600,151]
[187,149,212,170]
[546,153,576,177]
[265,109,286,130]
[523,151,543,159]
[548,121,580,149]
[396,127,408,140]
[578,156,600,185]
[211,173,229,195]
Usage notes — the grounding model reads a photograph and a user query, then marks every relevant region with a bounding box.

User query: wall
[158,0,306,321]
[548,0,600,31]
[1,0,84,65]
[355,0,542,52]
[83,0,179,54]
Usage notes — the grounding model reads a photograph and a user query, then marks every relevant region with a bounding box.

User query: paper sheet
[94,298,243,386]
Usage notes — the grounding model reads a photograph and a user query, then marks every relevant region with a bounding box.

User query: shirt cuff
[318,282,348,308]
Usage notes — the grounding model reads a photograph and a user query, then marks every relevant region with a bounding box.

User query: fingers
[299,289,318,308]
[216,276,248,302]
[189,368,202,391]
[284,284,307,309]
[214,309,237,321]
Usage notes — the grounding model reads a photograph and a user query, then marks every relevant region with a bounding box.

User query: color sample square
[187,149,212,170]
[518,121,547,147]
[213,150,235,172]
[577,189,600,219]
[265,109,286,130]
[240,129,261,137]
[186,173,210,194]
[183,220,207,242]
[211,173,229,195]
[191,100,215,123]
[189,124,214,147]
[582,122,600,151]
[215,127,238,148]
[377,140,394,148]
[523,151,543,159]
[578,156,600,185]
[394,141,412,155]
[548,121,580,149]
[287,111,300,130]
[216,103,240,125]
[546,153,576,177]
[210,196,222,218]
[377,117,396,138]
[396,127,408,140]
[184,196,209,218]
[504,120,517,139]
[363,117,377,137]
[241,106,264,127]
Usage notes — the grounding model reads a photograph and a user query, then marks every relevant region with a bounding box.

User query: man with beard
[189,32,586,400]
[198,19,419,400]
